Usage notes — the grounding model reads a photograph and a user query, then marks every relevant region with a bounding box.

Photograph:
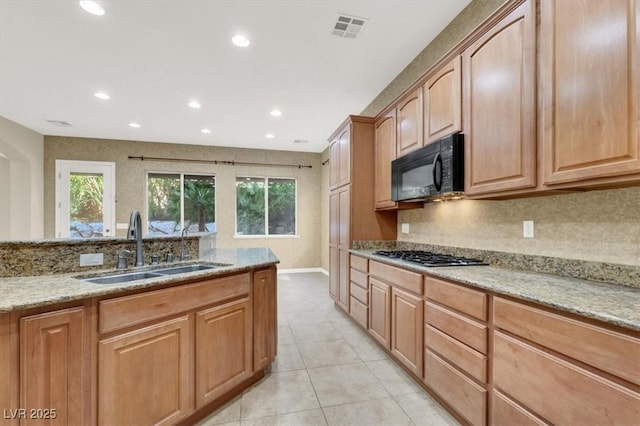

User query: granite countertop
[353,250,640,332]
[0,248,279,313]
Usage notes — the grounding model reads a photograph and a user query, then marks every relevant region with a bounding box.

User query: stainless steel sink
[83,271,163,284]
[153,264,217,275]
[80,263,218,284]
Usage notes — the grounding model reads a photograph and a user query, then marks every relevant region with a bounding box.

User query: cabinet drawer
[492,391,548,426]
[425,276,487,321]
[425,324,487,383]
[350,282,368,305]
[100,273,251,334]
[425,301,487,354]
[350,254,368,273]
[350,268,368,290]
[493,297,640,386]
[424,349,487,426]
[494,331,640,426]
[350,296,368,329]
[370,261,423,295]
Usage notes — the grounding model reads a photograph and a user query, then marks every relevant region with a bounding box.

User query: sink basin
[83,271,162,284]
[152,264,217,275]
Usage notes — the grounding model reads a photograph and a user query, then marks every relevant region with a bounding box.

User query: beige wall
[0,116,44,240]
[44,136,321,269]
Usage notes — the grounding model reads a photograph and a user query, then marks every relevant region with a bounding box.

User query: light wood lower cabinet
[391,287,423,377]
[196,298,253,407]
[253,268,277,371]
[99,316,191,426]
[368,277,391,349]
[20,307,87,426]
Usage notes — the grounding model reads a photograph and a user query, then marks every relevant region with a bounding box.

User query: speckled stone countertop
[0,248,279,313]
[353,250,640,332]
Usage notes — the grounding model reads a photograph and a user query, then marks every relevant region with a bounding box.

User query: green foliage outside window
[236,177,296,235]
[70,173,103,222]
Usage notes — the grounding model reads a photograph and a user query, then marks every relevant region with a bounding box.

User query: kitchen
[1,0,639,425]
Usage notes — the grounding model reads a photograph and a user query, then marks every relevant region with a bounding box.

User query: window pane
[236,177,265,235]
[268,178,296,235]
[147,173,180,236]
[184,175,216,233]
[69,172,103,238]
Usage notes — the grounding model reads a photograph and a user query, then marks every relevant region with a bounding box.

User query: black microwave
[391,133,464,202]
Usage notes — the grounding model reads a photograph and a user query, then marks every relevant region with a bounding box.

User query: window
[236,177,296,236]
[147,173,216,236]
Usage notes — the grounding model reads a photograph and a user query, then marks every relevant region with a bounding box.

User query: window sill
[233,234,300,239]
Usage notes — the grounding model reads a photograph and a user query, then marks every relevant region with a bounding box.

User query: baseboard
[278,268,328,275]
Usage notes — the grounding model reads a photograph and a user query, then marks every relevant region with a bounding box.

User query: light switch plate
[401,223,410,234]
[523,220,534,238]
[80,253,104,266]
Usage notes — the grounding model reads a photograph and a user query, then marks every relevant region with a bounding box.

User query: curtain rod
[128,155,312,169]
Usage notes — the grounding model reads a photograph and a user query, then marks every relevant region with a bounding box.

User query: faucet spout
[127,210,144,267]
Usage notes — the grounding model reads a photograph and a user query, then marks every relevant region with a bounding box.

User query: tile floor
[197,272,460,426]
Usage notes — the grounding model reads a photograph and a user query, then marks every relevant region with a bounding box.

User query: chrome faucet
[127,210,144,267]
[117,249,132,269]
[180,228,190,261]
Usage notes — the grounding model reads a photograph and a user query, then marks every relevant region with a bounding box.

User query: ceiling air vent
[332,14,367,39]
[46,120,73,127]
[293,139,309,144]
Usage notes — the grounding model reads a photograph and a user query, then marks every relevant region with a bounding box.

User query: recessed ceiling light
[232,34,250,47]
[270,109,282,117]
[201,128,211,134]
[79,1,105,16]
[188,101,201,109]
[129,122,141,128]
[265,133,275,139]
[94,92,110,100]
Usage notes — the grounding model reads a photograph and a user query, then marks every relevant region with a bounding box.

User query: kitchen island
[0,248,279,426]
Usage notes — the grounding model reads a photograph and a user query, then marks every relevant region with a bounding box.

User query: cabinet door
[196,298,253,408]
[391,287,423,377]
[329,139,340,190]
[329,190,338,246]
[541,0,640,185]
[397,89,423,157]
[424,56,462,144]
[369,277,391,349]
[463,0,536,196]
[338,185,350,248]
[338,249,350,313]
[329,246,339,301]
[253,268,277,371]
[21,307,86,426]
[99,316,191,426]
[337,127,351,188]
[374,112,397,209]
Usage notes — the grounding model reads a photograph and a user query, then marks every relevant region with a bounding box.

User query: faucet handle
[117,250,131,269]
[151,254,160,265]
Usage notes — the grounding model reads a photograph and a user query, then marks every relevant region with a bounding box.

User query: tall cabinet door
[424,56,462,144]
[337,127,351,188]
[337,186,350,248]
[253,268,277,371]
[374,112,397,209]
[462,0,536,196]
[329,139,340,190]
[99,316,191,426]
[21,307,86,426]
[541,0,640,185]
[397,89,423,157]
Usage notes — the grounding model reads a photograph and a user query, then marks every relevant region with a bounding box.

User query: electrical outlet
[523,220,534,238]
[79,253,104,266]
[401,223,410,234]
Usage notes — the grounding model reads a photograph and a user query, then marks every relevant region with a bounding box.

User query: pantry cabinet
[540,0,640,187]
[423,56,462,144]
[396,89,423,157]
[462,0,536,196]
[20,307,88,426]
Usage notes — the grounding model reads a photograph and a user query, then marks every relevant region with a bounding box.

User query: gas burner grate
[373,250,487,267]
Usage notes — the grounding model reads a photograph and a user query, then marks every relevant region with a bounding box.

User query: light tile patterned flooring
[197,272,459,426]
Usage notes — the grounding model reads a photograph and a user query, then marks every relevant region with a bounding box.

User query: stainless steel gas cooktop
[373,250,487,267]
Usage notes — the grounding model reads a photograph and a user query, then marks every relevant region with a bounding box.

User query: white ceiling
[0,0,471,153]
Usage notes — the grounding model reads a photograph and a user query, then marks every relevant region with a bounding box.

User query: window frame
[234,175,298,238]
[145,171,216,236]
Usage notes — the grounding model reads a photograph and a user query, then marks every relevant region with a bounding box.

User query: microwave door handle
[432,153,443,192]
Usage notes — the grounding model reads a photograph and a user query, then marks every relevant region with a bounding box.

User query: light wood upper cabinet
[463,0,536,196]
[99,316,191,426]
[424,56,462,144]
[374,111,397,209]
[20,308,87,426]
[328,139,340,190]
[397,89,423,157]
[329,127,352,190]
[540,0,640,186]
